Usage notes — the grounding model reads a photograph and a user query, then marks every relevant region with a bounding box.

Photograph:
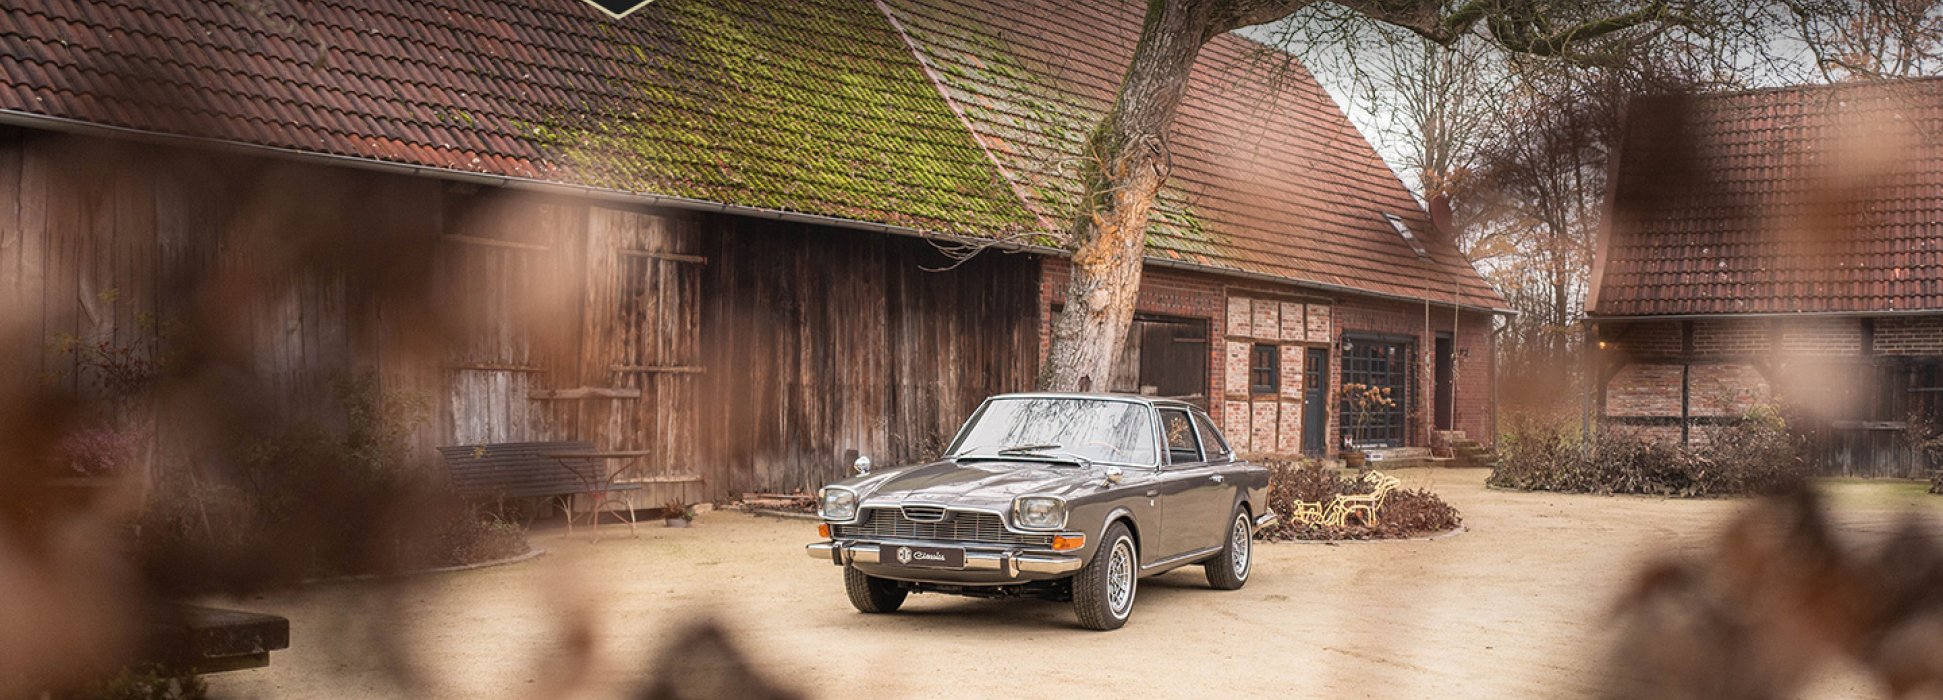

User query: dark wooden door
[1303,348,1329,455]
[1136,317,1209,405]
[1434,334,1454,431]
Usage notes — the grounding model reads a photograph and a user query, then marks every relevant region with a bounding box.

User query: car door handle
[1145,489,1160,498]
[1209,474,1225,484]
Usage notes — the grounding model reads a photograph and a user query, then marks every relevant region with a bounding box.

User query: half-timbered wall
[1593,315,1943,477]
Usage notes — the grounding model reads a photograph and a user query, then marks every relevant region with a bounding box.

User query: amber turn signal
[1052,534,1085,551]
[817,523,831,538]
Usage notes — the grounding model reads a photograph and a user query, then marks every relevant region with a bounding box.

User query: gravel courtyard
[206,468,1943,699]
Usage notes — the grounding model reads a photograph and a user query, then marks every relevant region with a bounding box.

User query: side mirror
[853,455,873,475]
[1102,465,1124,485]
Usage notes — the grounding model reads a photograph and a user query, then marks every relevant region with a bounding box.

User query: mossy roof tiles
[0,0,1504,308]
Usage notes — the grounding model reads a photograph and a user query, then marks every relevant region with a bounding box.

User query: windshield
[947,397,1159,466]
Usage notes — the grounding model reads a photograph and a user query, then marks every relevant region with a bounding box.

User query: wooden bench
[437,441,644,535]
[142,604,290,674]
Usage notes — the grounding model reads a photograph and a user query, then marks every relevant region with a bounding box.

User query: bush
[1259,461,1462,541]
[133,373,530,589]
[1488,408,1807,497]
[72,665,206,700]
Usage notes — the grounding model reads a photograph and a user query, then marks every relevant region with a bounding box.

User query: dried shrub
[1905,412,1943,494]
[72,664,206,700]
[133,373,529,588]
[1259,461,1461,541]
[1489,408,1807,497]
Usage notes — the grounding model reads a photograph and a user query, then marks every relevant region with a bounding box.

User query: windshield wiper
[993,444,1094,469]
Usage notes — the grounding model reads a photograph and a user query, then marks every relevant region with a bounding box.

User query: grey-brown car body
[807,393,1275,587]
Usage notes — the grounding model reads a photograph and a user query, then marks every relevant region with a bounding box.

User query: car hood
[844,459,1103,509]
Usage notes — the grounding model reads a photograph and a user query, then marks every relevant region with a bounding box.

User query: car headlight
[1013,496,1066,530]
[819,487,858,521]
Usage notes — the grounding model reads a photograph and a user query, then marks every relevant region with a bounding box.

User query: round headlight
[819,488,858,521]
[1014,496,1066,530]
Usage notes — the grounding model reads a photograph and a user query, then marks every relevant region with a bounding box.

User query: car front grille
[834,508,1053,547]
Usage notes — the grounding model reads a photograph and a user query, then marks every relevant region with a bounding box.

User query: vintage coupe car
[806,392,1276,630]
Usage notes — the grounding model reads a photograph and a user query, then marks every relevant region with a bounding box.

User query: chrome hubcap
[1106,538,1135,617]
[1231,516,1251,578]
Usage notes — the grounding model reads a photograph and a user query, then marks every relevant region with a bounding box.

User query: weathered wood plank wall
[2,129,1039,502]
[699,220,1040,496]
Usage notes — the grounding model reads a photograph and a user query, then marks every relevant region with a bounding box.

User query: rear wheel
[1204,508,1252,590]
[1072,522,1137,630]
[844,565,907,613]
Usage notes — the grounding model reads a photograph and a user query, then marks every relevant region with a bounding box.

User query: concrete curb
[1269,526,1469,545]
[302,547,548,585]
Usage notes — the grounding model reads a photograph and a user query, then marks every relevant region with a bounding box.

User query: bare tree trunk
[1042,0,1219,392]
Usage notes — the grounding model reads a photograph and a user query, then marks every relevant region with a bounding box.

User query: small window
[1250,344,1279,395]
[1160,409,1203,464]
[1192,410,1232,459]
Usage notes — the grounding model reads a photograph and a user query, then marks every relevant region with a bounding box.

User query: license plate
[886,544,964,569]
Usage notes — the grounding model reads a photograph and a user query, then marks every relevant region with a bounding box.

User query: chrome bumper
[806,540,1083,576]
[1253,509,1280,532]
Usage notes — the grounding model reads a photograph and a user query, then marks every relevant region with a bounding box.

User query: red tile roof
[0,0,1504,310]
[1593,78,1943,317]
[878,0,1503,309]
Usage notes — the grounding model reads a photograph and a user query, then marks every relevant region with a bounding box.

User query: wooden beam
[621,474,705,484]
[616,248,708,264]
[528,387,642,400]
[441,234,550,252]
[448,362,549,373]
[609,365,705,374]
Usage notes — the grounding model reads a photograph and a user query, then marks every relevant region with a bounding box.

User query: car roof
[984,392,1205,411]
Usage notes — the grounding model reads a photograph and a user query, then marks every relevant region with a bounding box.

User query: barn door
[439,200,575,445]
[584,208,703,499]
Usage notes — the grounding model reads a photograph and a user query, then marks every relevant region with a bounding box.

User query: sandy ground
[204,468,1943,699]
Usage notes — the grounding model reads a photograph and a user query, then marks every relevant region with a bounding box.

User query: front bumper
[1253,509,1280,532]
[807,540,1083,582]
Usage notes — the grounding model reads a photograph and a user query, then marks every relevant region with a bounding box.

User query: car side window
[1159,408,1203,465]
[1191,410,1232,461]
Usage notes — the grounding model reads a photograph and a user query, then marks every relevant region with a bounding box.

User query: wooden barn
[0,0,1506,503]
[1589,78,1943,477]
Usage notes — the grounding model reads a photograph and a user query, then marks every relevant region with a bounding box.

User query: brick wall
[1689,363,1770,416]
[1876,316,1943,355]
[1040,260,1500,457]
[1694,319,1769,356]
[1039,259,1226,392]
[1596,315,1894,447]
[1779,317,1863,356]
[1605,321,1683,357]
[1606,363,1684,416]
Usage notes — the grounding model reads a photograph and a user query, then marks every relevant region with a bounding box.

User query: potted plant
[664,499,698,528]
[1337,382,1395,470]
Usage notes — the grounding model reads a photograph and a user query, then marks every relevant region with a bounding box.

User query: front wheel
[1072,522,1137,630]
[844,565,907,613]
[1204,508,1252,590]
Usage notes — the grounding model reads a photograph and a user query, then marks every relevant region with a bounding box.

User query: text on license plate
[887,544,964,568]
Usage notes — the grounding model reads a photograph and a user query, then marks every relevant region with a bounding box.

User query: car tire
[844,565,907,613]
[1204,507,1252,591]
[1072,522,1137,631]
